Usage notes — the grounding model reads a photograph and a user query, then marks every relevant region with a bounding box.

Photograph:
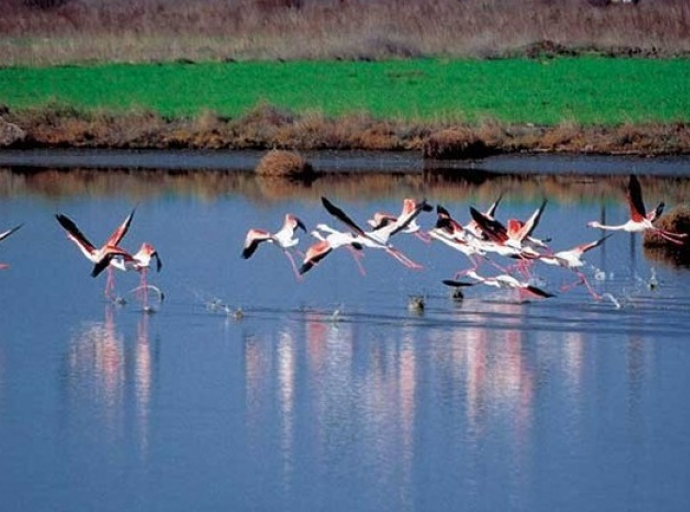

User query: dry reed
[2,0,689,66]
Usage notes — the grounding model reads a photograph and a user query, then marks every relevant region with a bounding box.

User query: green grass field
[2,57,689,125]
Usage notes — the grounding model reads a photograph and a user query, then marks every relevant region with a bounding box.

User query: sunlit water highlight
[1,164,689,512]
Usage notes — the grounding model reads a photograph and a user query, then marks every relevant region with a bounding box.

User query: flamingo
[299,224,365,275]
[320,196,425,269]
[428,204,487,270]
[91,243,163,308]
[55,209,136,297]
[538,235,611,300]
[461,270,554,299]
[241,213,306,278]
[468,203,547,267]
[367,198,433,242]
[587,174,687,244]
[0,224,23,269]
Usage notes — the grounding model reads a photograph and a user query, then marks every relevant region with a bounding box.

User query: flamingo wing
[299,240,332,275]
[469,207,508,243]
[55,213,97,256]
[485,193,503,218]
[514,199,548,241]
[91,247,130,278]
[106,207,136,247]
[241,229,270,259]
[627,174,647,222]
[321,197,366,236]
[577,234,612,254]
[442,279,476,288]
[0,224,23,243]
[525,285,555,298]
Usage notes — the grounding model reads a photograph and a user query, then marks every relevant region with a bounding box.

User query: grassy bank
[2,57,690,155]
[2,57,690,124]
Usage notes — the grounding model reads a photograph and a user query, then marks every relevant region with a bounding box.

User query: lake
[1,153,690,512]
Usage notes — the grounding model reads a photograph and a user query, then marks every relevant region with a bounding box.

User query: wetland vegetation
[1,0,690,155]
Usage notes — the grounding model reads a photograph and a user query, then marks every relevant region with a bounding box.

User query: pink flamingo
[587,175,686,244]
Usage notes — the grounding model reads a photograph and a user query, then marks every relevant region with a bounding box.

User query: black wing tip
[91,256,111,278]
[527,285,555,298]
[442,279,474,288]
[298,262,313,275]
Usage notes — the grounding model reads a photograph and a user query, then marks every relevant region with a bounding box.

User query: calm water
[1,161,690,512]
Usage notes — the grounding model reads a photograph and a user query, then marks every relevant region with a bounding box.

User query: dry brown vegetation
[2,0,689,65]
[255,149,313,177]
[4,103,690,156]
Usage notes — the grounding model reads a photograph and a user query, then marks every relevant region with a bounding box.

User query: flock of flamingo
[0,174,686,309]
[241,174,686,303]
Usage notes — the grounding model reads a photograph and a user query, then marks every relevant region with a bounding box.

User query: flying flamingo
[320,196,426,269]
[538,235,611,300]
[55,209,136,298]
[468,203,547,271]
[91,243,163,308]
[428,204,488,271]
[241,213,307,278]
[453,270,554,299]
[0,224,23,269]
[299,224,365,275]
[587,174,687,244]
[367,198,433,242]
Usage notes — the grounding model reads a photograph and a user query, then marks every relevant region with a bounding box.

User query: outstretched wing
[469,206,508,243]
[577,234,612,254]
[513,199,548,241]
[321,197,366,236]
[241,229,270,259]
[627,175,647,221]
[106,207,136,247]
[485,193,503,218]
[299,240,332,275]
[0,224,23,243]
[55,213,97,257]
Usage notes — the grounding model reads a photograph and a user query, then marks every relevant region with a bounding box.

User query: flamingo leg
[486,257,510,274]
[656,229,687,245]
[138,269,150,308]
[454,257,481,279]
[347,247,367,276]
[283,249,303,281]
[414,231,432,244]
[560,271,602,301]
[104,266,116,300]
[385,247,422,270]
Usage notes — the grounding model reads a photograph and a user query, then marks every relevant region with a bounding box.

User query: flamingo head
[286,214,306,233]
[138,243,162,272]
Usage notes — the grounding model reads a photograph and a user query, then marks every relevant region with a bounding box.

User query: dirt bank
[2,105,690,157]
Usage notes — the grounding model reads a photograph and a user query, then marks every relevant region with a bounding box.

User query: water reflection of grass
[4,168,690,207]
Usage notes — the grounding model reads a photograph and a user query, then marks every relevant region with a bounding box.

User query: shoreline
[2,147,689,177]
[3,112,690,159]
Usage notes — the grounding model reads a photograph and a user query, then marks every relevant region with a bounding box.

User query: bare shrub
[255,149,314,177]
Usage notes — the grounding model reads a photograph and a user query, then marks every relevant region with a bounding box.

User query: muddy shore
[2,107,690,158]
